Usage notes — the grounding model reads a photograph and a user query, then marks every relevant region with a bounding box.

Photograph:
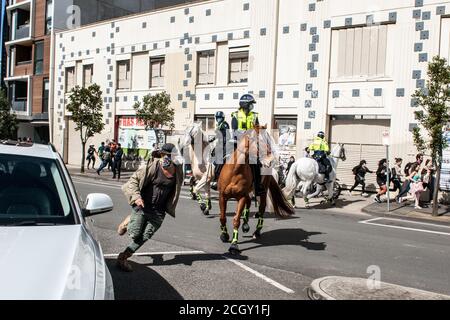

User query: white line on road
[224,257,295,294]
[104,250,205,258]
[359,217,450,236]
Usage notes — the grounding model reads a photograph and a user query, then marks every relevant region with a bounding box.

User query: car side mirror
[83,193,113,217]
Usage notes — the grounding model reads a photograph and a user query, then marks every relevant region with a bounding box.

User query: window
[45,0,53,35]
[43,79,49,113]
[65,67,75,92]
[150,57,165,88]
[197,50,215,85]
[15,45,32,65]
[34,41,44,75]
[229,50,248,83]
[117,60,130,89]
[194,115,215,132]
[83,64,93,87]
[331,25,388,79]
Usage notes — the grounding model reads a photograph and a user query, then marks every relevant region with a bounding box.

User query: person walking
[396,154,423,203]
[86,144,97,170]
[391,158,403,194]
[285,156,296,176]
[96,145,112,175]
[98,142,105,161]
[349,160,373,197]
[112,143,124,179]
[374,159,389,203]
[108,140,117,171]
[116,143,183,272]
[397,163,421,204]
[421,159,435,203]
[404,166,425,209]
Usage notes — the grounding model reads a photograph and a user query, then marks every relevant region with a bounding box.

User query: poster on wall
[275,124,297,171]
[440,130,450,192]
[118,117,164,151]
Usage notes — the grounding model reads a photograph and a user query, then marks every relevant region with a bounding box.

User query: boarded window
[197,50,215,85]
[65,67,75,92]
[83,64,93,87]
[331,25,388,79]
[150,57,165,88]
[229,51,249,83]
[117,60,130,89]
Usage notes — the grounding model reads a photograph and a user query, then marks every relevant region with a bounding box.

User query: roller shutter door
[330,119,390,192]
[68,119,82,166]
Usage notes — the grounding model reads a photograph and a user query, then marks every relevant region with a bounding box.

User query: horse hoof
[220,233,230,243]
[203,209,210,216]
[228,244,241,255]
[200,203,207,212]
[253,230,261,239]
[242,223,250,234]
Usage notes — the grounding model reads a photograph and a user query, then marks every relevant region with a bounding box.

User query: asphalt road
[73,176,450,300]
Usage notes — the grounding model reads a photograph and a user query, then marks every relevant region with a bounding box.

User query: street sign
[382,130,390,146]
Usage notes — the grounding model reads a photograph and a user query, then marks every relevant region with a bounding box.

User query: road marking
[104,250,205,258]
[224,257,295,294]
[359,217,450,236]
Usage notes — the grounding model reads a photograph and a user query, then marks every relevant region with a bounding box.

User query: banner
[118,116,164,150]
[440,130,450,191]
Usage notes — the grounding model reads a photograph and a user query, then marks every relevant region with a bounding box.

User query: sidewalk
[308,276,450,300]
[66,164,133,182]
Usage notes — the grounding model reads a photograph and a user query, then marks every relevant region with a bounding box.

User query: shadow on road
[304,198,365,210]
[141,252,249,267]
[106,259,184,300]
[239,228,326,252]
[205,211,301,220]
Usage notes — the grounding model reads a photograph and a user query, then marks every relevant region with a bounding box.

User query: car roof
[0,142,58,160]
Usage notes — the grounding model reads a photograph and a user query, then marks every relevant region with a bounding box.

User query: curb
[361,205,450,224]
[308,276,450,300]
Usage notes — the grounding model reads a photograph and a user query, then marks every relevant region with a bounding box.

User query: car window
[0,154,76,225]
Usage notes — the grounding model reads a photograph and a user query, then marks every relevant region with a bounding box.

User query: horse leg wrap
[197,193,204,204]
[221,225,228,234]
[242,208,250,224]
[255,213,264,230]
[232,229,239,244]
[207,198,212,210]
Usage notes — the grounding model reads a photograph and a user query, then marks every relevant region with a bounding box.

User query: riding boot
[252,164,265,196]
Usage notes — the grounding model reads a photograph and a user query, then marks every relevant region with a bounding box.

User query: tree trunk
[81,141,86,174]
[432,162,441,216]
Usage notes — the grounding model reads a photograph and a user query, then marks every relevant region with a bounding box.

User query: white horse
[178,122,215,215]
[283,144,346,208]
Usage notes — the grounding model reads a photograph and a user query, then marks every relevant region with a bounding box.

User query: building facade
[52,0,450,188]
[0,0,9,89]
[4,0,53,143]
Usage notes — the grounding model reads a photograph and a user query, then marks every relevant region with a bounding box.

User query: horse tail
[283,161,298,199]
[264,175,295,218]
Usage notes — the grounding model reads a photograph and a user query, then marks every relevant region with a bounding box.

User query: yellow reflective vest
[231,109,258,130]
[309,137,330,153]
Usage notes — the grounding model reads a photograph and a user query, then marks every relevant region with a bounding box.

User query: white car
[0,140,114,300]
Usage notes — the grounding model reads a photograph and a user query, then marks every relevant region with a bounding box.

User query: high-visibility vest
[309,137,329,153]
[232,109,258,130]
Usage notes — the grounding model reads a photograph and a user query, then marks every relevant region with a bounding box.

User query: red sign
[119,116,146,128]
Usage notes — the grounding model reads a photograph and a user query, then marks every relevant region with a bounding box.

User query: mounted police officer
[210,111,231,190]
[231,94,265,196]
[309,131,331,183]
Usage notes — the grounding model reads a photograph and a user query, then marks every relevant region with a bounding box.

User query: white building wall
[51,0,450,165]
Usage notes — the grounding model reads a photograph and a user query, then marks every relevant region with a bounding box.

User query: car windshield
[0,154,76,226]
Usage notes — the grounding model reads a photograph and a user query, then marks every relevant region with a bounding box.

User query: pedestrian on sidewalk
[421,159,436,203]
[285,156,295,176]
[86,144,97,170]
[112,143,124,179]
[108,140,117,171]
[116,143,183,272]
[349,160,373,197]
[98,142,105,160]
[96,145,112,175]
[391,158,403,194]
[396,154,423,203]
[404,166,425,210]
[374,159,389,203]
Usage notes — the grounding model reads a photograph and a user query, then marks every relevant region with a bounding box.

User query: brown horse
[217,125,295,254]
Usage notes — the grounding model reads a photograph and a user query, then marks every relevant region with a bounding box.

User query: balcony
[11,99,27,112]
[5,76,31,118]
[13,24,30,41]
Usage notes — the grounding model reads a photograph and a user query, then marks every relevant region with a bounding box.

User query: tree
[412,56,450,216]
[0,90,18,140]
[133,91,175,130]
[66,84,105,173]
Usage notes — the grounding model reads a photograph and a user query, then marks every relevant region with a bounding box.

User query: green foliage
[0,90,19,140]
[412,56,450,162]
[133,91,175,130]
[66,84,105,144]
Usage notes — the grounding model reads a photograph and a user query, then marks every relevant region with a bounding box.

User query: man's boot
[252,165,265,196]
[117,249,133,272]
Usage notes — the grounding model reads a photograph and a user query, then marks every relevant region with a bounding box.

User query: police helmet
[317,131,325,139]
[215,111,225,120]
[239,94,256,111]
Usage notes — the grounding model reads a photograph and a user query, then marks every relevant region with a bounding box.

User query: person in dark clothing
[374,159,389,203]
[391,158,403,193]
[96,145,111,175]
[112,143,124,179]
[349,160,373,196]
[285,156,296,176]
[210,111,231,190]
[86,144,97,169]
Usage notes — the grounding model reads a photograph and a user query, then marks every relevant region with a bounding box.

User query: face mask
[217,118,224,123]
[162,155,172,168]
